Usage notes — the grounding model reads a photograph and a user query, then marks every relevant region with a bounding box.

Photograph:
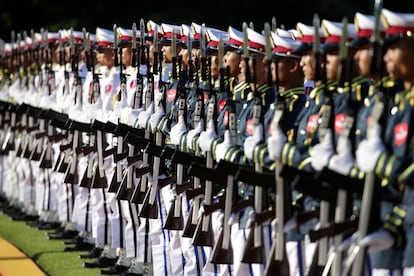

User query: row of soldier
[1,3,414,276]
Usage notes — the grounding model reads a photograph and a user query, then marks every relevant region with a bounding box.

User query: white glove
[356,122,385,172]
[267,124,287,161]
[129,108,144,127]
[359,228,395,253]
[245,209,255,229]
[215,130,233,162]
[149,104,165,133]
[310,131,335,171]
[328,136,355,175]
[107,110,119,124]
[170,115,187,145]
[137,102,154,129]
[338,232,358,252]
[271,218,278,240]
[283,215,298,233]
[243,124,263,161]
[198,119,217,153]
[187,119,204,150]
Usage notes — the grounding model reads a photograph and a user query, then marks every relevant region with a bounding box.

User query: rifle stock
[164,163,184,230]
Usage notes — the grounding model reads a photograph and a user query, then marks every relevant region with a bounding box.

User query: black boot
[79,247,104,259]
[83,256,117,268]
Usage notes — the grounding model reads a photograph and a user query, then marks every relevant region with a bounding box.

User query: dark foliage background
[1,0,414,41]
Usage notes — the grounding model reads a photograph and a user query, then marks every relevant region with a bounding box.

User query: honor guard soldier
[242,31,307,275]
[349,8,414,276]
[82,26,119,269]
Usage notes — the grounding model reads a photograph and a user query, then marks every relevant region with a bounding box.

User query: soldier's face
[273,57,298,87]
[178,47,188,68]
[50,45,59,64]
[121,46,132,67]
[210,54,219,78]
[353,44,371,77]
[224,51,241,78]
[384,38,414,85]
[98,48,114,67]
[325,52,340,81]
[162,44,172,63]
[300,51,315,81]
[192,48,200,61]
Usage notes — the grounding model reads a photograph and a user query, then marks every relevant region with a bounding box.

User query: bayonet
[272,17,277,33]
[132,22,137,50]
[313,13,322,82]
[139,18,146,66]
[69,28,75,58]
[172,29,177,58]
[242,22,250,83]
[172,29,177,79]
[152,25,158,73]
[187,30,194,82]
[200,24,206,59]
[338,17,348,88]
[131,22,137,68]
[82,28,89,53]
[113,24,119,67]
[200,24,207,81]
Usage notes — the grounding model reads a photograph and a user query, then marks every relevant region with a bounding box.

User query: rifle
[79,35,98,188]
[37,30,56,169]
[88,29,111,189]
[306,14,333,276]
[182,55,205,238]
[312,17,361,276]
[139,24,164,219]
[209,38,237,264]
[130,19,153,204]
[209,159,238,264]
[108,26,128,194]
[263,22,291,276]
[191,34,217,247]
[164,31,188,230]
[351,0,385,274]
[63,28,83,185]
[240,22,267,265]
[60,30,70,105]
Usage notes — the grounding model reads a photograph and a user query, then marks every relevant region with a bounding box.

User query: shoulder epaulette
[280,86,305,98]
[382,76,396,89]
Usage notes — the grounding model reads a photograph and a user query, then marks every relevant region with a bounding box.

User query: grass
[0,212,101,276]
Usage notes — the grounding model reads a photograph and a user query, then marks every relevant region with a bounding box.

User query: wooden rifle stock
[90,124,108,188]
[231,197,254,214]
[164,163,185,230]
[308,217,358,242]
[210,160,240,264]
[79,130,96,188]
[39,123,54,169]
[139,131,163,219]
[191,153,215,247]
[241,164,266,263]
[292,207,320,228]
[108,128,125,193]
